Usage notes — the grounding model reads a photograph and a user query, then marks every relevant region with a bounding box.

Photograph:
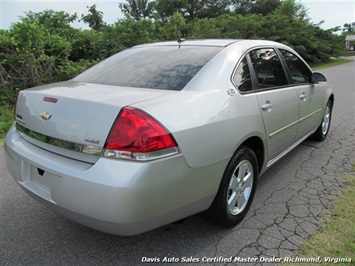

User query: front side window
[233,57,252,92]
[249,48,288,89]
[280,49,312,84]
[74,46,222,91]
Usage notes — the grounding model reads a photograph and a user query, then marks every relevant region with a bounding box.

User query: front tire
[207,146,258,227]
[311,100,332,141]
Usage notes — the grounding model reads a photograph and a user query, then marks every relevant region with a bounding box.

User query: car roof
[134,39,242,48]
[133,39,285,49]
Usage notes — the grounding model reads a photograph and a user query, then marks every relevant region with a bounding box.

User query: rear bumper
[4,126,225,235]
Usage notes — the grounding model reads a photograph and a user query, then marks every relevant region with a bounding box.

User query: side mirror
[311,72,327,83]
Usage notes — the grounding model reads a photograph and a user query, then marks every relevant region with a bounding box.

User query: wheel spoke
[237,163,248,180]
[243,171,253,188]
[228,192,238,213]
[236,192,246,210]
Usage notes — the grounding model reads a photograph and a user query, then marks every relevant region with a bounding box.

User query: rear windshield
[74,46,222,91]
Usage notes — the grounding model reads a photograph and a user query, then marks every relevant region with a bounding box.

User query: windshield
[74,46,222,91]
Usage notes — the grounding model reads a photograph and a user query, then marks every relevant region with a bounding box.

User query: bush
[0,6,347,109]
[0,108,13,138]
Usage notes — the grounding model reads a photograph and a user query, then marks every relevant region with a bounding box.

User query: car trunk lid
[15,81,173,163]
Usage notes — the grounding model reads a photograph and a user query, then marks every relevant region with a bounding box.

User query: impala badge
[85,138,100,144]
[16,113,26,125]
[40,112,52,121]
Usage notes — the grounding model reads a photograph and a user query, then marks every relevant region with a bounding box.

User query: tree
[80,4,105,30]
[155,0,232,21]
[119,0,156,20]
[0,4,346,108]
[155,0,186,20]
[195,0,232,19]
[233,0,280,16]
[0,19,72,106]
[23,9,77,25]
[0,10,97,107]
[273,0,308,21]
[157,12,188,39]
[248,0,280,15]
[22,10,77,37]
[342,22,355,33]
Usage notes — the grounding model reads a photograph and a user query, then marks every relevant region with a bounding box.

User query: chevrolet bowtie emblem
[39,112,52,121]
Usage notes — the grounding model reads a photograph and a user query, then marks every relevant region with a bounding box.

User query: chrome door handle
[261,102,273,111]
[300,93,307,101]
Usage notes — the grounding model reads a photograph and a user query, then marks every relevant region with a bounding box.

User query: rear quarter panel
[136,91,266,169]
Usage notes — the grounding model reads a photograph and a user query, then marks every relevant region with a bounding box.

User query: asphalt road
[1,61,354,266]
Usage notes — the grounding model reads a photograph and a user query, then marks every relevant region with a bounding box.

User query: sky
[0,0,354,32]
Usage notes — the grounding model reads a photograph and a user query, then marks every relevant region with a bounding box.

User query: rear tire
[311,100,332,141]
[207,146,258,227]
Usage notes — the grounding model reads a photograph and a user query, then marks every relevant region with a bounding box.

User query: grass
[0,108,13,147]
[284,173,355,265]
[311,58,353,70]
[341,50,355,57]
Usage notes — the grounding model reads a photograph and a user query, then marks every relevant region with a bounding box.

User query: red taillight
[103,107,179,161]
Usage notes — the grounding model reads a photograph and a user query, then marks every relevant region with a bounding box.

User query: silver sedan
[4,39,333,235]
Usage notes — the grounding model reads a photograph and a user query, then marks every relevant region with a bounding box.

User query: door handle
[261,101,273,111]
[300,93,307,101]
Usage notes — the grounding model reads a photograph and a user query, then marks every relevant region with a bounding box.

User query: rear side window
[280,49,312,84]
[74,46,222,91]
[249,48,288,89]
[233,57,252,92]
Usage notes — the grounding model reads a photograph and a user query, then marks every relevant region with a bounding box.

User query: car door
[278,49,324,140]
[248,48,299,163]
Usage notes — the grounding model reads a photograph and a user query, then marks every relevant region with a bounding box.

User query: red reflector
[43,97,58,103]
